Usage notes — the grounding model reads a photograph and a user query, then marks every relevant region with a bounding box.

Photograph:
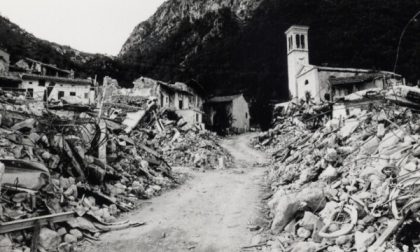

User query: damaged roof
[329,73,382,86]
[21,74,93,85]
[207,94,243,103]
[24,58,71,74]
[0,74,21,83]
[159,82,193,95]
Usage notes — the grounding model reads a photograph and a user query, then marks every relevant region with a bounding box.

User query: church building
[285,25,403,102]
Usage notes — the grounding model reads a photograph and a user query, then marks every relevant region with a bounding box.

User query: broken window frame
[26,88,34,98]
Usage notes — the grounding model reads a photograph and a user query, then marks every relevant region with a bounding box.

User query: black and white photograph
[0,0,420,251]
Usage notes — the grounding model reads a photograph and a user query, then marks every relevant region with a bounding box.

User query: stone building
[204,94,250,134]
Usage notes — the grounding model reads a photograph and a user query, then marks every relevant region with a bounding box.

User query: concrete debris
[1,159,50,190]
[354,231,376,252]
[289,241,321,252]
[39,228,61,251]
[254,101,420,251]
[0,235,12,252]
[269,183,327,233]
[63,234,77,244]
[0,91,232,251]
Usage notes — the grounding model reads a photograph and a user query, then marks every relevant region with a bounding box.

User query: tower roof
[285,25,309,35]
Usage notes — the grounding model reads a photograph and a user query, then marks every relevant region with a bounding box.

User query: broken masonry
[0,90,232,252]
[253,86,420,252]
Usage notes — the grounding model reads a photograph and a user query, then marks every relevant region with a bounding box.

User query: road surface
[84,133,268,252]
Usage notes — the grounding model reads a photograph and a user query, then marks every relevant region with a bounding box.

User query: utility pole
[393,10,420,73]
[97,77,109,164]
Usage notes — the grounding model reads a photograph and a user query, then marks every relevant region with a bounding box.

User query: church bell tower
[285,25,309,99]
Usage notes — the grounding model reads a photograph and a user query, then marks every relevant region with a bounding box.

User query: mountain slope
[119,0,260,57]
[119,0,420,128]
[0,15,125,82]
[0,16,93,66]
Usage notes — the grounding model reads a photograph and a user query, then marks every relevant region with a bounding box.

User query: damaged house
[14,58,73,78]
[285,25,403,103]
[329,73,403,118]
[130,77,204,126]
[0,49,21,88]
[330,73,402,101]
[4,57,96,104]
[204,94,250,134]
[20,74,95,104]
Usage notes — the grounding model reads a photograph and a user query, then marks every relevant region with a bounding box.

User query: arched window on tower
[300,34,305,49]
[296,34,301,48]
[289,36,293,50]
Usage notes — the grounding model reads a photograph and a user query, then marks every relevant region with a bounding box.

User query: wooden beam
[0,212,75,234]
[368,217,405,252]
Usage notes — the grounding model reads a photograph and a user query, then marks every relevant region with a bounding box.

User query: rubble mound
[0,93,232,251]
[254,103,420,252]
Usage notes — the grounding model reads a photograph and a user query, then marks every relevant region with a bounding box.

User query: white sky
[0,0,166,55]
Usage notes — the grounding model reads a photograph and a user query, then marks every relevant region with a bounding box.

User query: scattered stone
[39,228,61,251]
[63,234,77,244]
[269,183,327,233]
[69,229,83,240]
[290,241,321,252]
[57,227,67,236]
[0,235,12,252]
[319,165,338,182]
[354,231,376,252]
[297,227,312,239]
[335,235,353,246]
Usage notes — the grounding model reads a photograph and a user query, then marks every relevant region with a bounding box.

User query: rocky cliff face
[119,0,261,57]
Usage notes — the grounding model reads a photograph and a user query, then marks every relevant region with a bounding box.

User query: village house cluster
[0,54,95,104]
[0,49,251,133]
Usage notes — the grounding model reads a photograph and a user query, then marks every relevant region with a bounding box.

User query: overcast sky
[0,0,166,55]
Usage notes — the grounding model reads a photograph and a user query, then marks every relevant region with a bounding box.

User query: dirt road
[84,133,268,252]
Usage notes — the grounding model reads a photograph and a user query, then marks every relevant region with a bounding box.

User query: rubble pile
[154,128,232,169]
[0,93,231,251]
[255,103,420,252]
[106,96,233,170]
